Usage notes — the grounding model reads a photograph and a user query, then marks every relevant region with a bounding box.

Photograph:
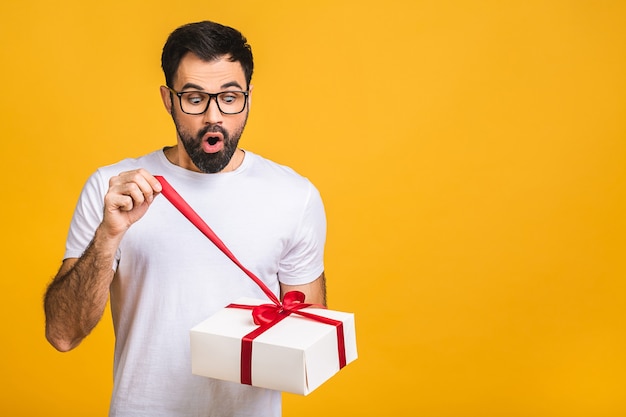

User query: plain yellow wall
[1,1,624,416]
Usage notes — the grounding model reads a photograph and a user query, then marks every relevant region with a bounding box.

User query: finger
[105,192,136,212]
[105,180,146,213]
[112,169,160,204]
[123,182,148,209]
[128,168,163,199]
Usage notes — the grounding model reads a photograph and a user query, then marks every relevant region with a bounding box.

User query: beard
[171,108,248,173]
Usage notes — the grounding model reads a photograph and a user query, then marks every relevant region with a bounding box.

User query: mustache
[199,124,227,138]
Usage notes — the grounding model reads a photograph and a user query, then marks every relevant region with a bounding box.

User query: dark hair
[161,21,254,89]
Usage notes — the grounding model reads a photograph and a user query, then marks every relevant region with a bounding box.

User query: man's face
[161,53,250,173]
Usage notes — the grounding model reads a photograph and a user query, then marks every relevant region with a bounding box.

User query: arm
[280,272,326,306]
[44,169,162,352]
[44,231,118,352]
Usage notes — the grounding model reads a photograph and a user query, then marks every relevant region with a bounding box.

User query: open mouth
[201,131,225,154]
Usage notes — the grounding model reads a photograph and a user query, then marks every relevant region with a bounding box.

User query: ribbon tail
[155,175,280,305]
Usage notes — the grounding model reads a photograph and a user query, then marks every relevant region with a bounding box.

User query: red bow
[251,291,310,325]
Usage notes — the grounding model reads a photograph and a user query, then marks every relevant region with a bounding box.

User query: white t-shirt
[64,149,327,417]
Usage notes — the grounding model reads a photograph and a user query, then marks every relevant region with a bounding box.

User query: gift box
[190,296,357,395]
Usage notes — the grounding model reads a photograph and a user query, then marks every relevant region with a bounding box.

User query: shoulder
[244,151,314,188]
[78,150,164,198]
[240,152,324,215]
[95,150,164,179]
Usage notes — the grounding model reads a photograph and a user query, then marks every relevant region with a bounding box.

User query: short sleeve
[278,182,327,285]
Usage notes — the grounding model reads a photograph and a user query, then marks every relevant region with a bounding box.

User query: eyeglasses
[167,87,249,115]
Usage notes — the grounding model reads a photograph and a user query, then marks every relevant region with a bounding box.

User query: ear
[160,86,173,115]
[247,84,253,110]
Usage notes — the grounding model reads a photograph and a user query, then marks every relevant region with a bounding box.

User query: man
[44,21,327,417]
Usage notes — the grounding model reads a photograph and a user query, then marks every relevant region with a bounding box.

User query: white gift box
[190,297,358,395]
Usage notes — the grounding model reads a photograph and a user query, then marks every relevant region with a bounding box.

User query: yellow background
[1,1,624,416]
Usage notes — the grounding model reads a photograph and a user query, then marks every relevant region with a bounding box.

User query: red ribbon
[155,176,279,304]
[155,176,347,386]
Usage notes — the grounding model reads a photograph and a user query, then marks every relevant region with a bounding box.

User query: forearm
[44,226,121,352]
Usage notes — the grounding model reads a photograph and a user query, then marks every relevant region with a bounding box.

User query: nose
[203,96,223,124]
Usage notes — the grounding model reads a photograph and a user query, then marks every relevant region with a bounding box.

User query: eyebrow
[180,81,245,91]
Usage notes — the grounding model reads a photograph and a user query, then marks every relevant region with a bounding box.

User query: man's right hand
[102,168,163,238]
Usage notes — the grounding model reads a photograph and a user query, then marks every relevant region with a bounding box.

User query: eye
[184,92,208,106]
[219,92,242,105]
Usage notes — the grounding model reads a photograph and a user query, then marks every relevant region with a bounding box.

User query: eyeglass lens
[179,91,246,115]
